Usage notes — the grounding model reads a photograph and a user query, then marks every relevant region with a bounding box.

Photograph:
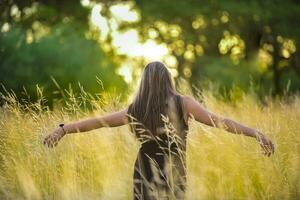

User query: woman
[43,61,275,200]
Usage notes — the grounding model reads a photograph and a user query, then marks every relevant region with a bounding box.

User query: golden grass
[0,89,299,199]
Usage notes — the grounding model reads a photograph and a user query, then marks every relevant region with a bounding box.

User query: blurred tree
[1,0,300,102]
[96,0,300,95]
[0,0,127,106]
[134,0,300,95]
[0,0,89,28]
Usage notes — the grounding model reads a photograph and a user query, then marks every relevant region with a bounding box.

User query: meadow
[0,87,299,200]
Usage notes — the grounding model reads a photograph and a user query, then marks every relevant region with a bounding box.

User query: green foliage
[133,0,300,94]
[0,23,127,106]
[1,0,300,102]
[191,56,273,97]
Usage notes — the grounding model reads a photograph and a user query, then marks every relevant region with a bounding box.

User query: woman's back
[163,94,189,144]
[130,94,188,141]
[131,94,189,200]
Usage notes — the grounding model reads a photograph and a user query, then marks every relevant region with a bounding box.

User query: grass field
[0,88,299,199]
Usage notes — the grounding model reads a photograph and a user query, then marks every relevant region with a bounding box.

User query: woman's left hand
[43,128,66,148]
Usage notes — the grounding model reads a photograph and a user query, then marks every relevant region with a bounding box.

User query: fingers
[271,141,275,154]
[257,135,275,157]
[43,137,53,148]
[260,142,275,157]
[43,133,60,148]
[266,140,275,155]
[261,145,270,157]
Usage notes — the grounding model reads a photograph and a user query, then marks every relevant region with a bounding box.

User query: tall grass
[0,85,299,199]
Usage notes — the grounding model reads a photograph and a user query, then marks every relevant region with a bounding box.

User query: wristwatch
[59,123,67,135]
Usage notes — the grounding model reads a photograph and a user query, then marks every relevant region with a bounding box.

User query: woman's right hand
[43,127,66,148]
[256,133,275,157]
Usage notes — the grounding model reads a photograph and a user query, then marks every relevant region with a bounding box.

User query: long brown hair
[127,61,178,137]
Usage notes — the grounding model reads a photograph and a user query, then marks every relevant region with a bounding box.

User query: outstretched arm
[183,96,275,156]
[60,108,128,133]
[43,108,128,147]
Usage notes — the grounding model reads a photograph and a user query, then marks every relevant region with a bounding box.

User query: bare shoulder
[179,95,197,123]
[180,94,211,116]
[180,95,197,108]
